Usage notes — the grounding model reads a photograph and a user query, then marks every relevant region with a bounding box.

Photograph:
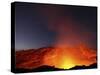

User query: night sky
[15,2,97,50]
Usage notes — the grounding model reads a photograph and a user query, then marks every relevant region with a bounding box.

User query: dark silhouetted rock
[15,65,63,73]
[69,63,97,70]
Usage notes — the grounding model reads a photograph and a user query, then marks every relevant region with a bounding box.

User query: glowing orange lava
[16,44,97,70]
[43,45,97,69]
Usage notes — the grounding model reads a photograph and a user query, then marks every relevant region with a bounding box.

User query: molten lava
[16,45,96,70]
[43,45,96,69]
